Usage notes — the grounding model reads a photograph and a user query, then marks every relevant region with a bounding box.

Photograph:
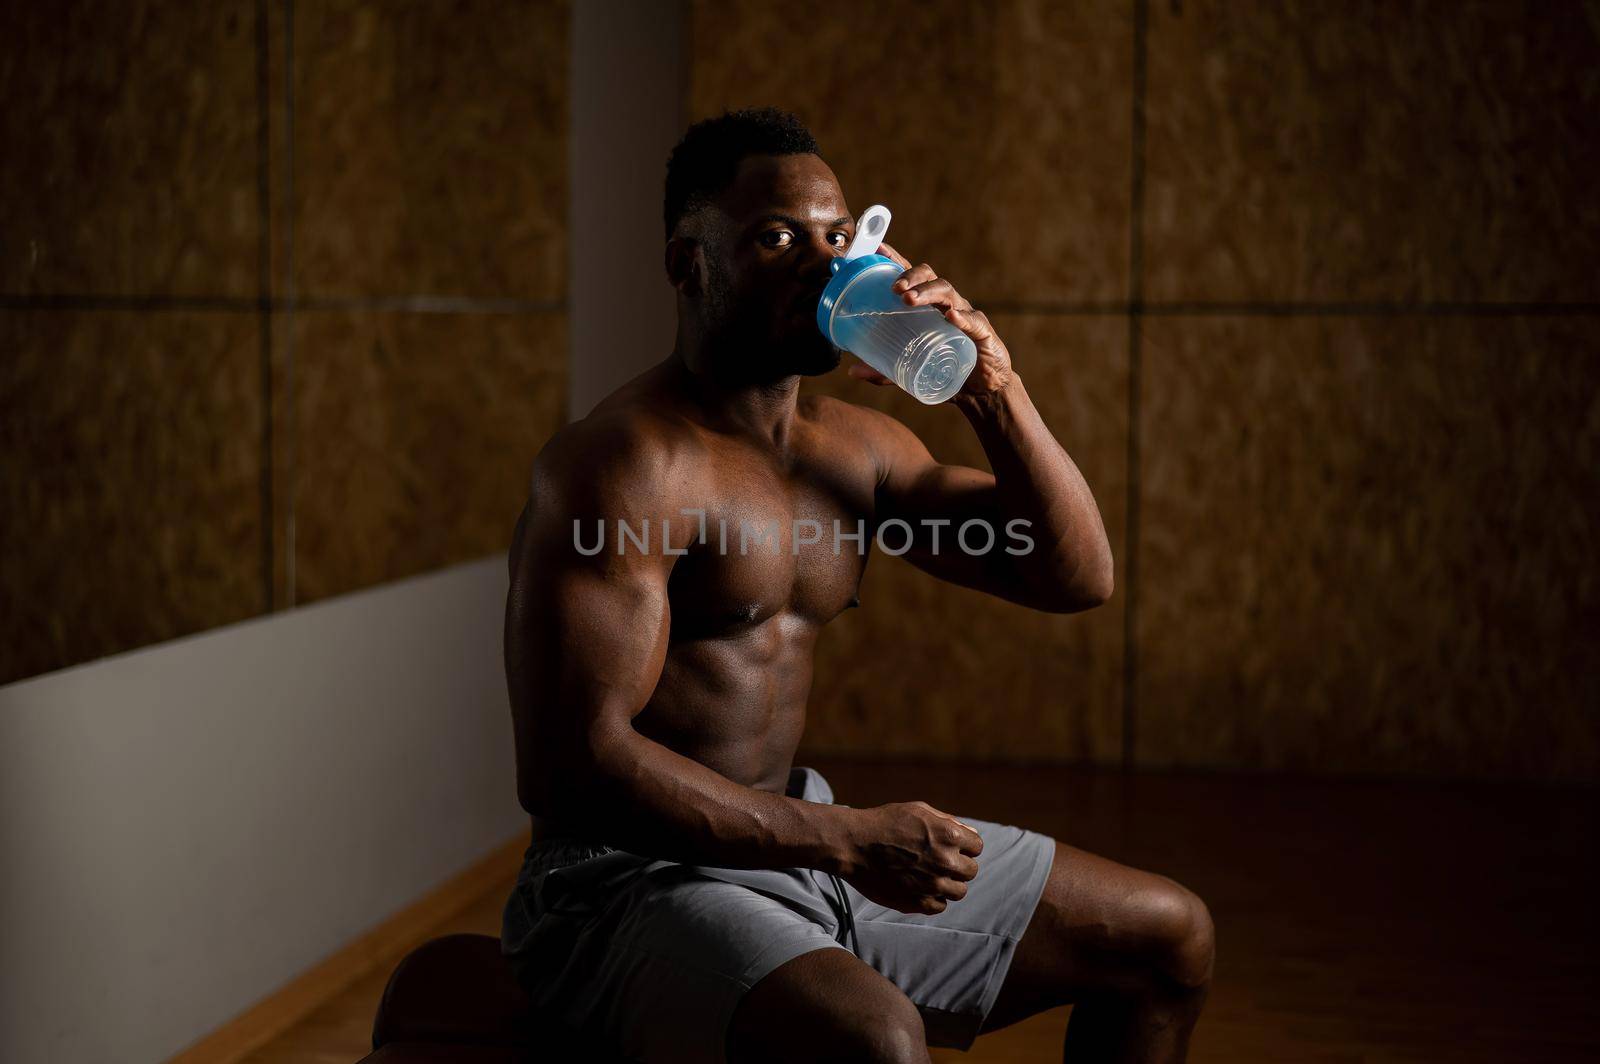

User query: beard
[701,268,842,382]
[775,320,844,377]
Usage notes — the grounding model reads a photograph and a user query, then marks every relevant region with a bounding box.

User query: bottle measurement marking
[834,297,975,403]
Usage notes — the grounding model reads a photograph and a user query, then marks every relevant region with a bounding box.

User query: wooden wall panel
[0,311,263,686]
[0,1,260,298]
[271,0,572,609]
[1136,314,1600,782]
[1143,0,1600,303]
[689,0,1133,305]
[279,310,566,605]
[285,0,568,301]
[680,2,1600,780]
[1,2,571,682]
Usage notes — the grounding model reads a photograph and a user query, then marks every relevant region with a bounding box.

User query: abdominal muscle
[528,612,819,844]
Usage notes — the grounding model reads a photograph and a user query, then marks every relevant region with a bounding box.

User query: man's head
[663,107,854,384]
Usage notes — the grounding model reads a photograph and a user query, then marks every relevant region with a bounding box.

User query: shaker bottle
[815,205,977,405]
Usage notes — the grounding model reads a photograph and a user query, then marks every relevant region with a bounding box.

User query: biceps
[880,462,999,528]
[878,465,1022,589]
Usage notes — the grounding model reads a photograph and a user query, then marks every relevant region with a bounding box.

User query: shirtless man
[501,108,1213,1063]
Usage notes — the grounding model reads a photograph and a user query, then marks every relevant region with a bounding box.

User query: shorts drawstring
[529,836,865,958]
[828,873,862,956]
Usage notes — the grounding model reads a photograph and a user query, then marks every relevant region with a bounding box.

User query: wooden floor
[242,757,1598,1063]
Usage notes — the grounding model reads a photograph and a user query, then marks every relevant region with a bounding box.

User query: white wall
[569,0,688,420]
[0,558,526,1064]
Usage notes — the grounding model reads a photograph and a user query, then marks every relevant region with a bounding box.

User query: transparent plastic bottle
[815,205,977,405]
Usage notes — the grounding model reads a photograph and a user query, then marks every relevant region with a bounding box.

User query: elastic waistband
[521,765,834,871]
[521,836,618,874]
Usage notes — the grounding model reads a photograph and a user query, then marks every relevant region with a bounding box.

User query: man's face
[695,153,854,381]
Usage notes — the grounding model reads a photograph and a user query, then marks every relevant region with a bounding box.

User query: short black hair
[663,107,821,241]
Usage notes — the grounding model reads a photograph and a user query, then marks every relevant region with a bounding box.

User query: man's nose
[799,232,842,280]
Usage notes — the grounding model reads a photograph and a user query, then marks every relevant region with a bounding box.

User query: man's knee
[833,994,928,1064]
[1142,877,1216,991]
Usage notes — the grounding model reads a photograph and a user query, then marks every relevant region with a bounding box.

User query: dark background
[3,0,1597,785]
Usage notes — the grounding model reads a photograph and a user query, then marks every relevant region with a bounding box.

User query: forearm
[561,722,862,874]
[954,373,1114,603]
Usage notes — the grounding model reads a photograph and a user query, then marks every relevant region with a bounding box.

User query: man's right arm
[507,421,861,875]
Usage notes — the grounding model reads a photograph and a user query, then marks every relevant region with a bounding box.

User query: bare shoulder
[799,390,936,473]
[801,390,899,443]
[527,403,705,526]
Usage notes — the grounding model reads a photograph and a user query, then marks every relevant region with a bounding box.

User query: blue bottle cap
[816,253,900,340]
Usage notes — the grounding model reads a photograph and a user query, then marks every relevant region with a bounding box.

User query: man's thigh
[727,947,930,1064]
[511,863,851,1064]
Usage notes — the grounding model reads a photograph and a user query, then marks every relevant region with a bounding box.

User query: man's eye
[762,230,793,248]
[829,232,849,248]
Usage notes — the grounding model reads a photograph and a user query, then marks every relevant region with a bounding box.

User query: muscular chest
[668,445,875,637]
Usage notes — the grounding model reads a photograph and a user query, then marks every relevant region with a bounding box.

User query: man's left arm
[854,242,1114,614]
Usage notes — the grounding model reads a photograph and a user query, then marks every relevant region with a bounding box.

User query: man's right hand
[836,801,984,915]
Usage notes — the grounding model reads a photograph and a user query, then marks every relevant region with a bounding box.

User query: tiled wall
[689,0,1600,782]
[1,1,570,686]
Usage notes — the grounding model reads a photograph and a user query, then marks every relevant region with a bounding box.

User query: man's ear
[664,237,703,297]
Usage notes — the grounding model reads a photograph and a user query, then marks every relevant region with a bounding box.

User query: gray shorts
[500,765,1056,1063]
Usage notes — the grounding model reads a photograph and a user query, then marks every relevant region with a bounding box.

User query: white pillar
[569,0,689,420]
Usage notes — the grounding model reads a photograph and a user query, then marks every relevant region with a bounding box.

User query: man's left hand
[844,239,1014,399]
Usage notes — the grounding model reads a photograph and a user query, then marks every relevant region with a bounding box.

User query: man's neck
[667,348,803,454]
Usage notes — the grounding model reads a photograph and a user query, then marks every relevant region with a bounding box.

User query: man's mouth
[794,290,826,315]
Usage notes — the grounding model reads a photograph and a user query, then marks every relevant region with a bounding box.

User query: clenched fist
[837,800,984,915]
